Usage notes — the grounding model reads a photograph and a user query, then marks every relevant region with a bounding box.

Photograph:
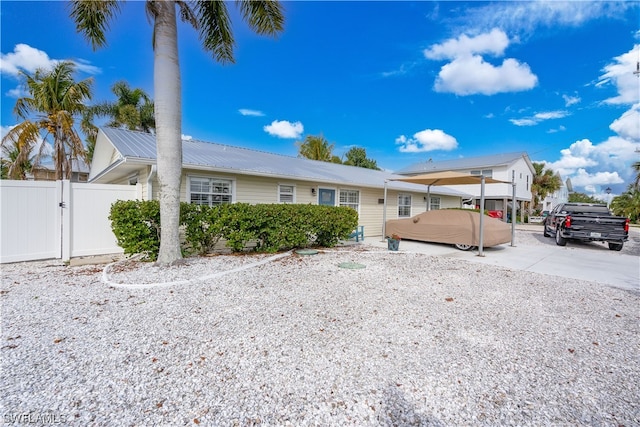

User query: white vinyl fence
[0,180,141,263]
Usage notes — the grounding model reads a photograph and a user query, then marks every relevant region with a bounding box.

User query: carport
[383,171,513,256]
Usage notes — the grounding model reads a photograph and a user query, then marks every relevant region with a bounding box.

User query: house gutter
[182,163,471,197]
[88,158,126,183]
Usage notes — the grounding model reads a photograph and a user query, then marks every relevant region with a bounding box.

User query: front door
[318,188,335,206]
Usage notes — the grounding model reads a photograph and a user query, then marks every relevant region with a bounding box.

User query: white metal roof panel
[98,127,471,196]
[396,152,529,175]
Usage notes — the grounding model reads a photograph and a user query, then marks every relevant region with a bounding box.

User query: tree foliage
[610,186,640,223]
[568,192,605,203]
[531,162,562,211]
[343,146,380,170]
[1,135,36,179]
[297,134,337,162]
[70,0,285,266]
[1,61,92,180]
[82,81,156,162]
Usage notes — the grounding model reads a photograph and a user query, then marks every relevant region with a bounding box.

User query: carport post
[382,180,388,241]
[511,172,517,247]
[478,175,485,257]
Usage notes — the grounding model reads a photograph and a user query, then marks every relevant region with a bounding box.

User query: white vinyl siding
[470,169,493,178]
[398,194,411,217]
[339,189,359,211]
[189,176,233,206]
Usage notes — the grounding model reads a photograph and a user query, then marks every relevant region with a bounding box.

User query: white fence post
[61,180,71,262]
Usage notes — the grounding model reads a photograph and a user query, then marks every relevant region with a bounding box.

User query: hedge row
[109,200,359,261]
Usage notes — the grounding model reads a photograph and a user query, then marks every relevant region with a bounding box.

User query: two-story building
[395,152,535,222]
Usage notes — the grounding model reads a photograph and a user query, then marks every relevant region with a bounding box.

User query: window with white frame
[470,169,493,178]
[398,194,411,217]
[279,184,295,203]
[339,189,359,211]
[189,176,232,206]
[429,196,441,210]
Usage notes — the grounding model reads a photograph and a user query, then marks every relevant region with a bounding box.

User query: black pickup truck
[543,203,629,251]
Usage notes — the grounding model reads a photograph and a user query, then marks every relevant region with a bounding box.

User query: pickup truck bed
[543,203,629,251]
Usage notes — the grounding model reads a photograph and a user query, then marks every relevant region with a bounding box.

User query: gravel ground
[1,230,639,426]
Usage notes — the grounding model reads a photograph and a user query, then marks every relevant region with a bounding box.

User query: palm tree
[610,184,640,222]
[83,80,155,162]
[1,132,36,179]
[70,0,285,265]
[530,162,562,213]
[297,134,337,162]
[1,61,92,180]
[632,160,640,190]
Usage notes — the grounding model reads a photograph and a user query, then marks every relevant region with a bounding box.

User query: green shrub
[110,201,359,258]
[180,203,225,255]
[109,200,161,261]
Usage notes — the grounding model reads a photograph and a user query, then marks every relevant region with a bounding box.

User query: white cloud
[5,87,26,98]
[396,129,458,153]
[0,44,56,76]
[1,44,101,77]
[424,28,509,60]
[547,125,566,134]
[72,58,101,75]
[534,111,568,120]
[1,44,101,100]
[449,2,635,39]
[510,118,537,127]
[181,134,193,141]
[568,169,624,187]
[426,29,538,96]
[543,135,639,191]
[609,104,640,142]
[263,120,304,139]
[598,44,640,105]
[239,109,265,117]
[510,110,568,127]
[563,94,581,107]
[435,55,537,95]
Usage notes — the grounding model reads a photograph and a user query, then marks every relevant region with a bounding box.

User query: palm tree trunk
[153,1,183,265]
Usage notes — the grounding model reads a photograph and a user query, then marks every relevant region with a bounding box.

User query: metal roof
[97,127,471,196]
[395,151,530,175]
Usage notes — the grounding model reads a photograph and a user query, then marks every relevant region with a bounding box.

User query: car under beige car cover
[385,209,512,247]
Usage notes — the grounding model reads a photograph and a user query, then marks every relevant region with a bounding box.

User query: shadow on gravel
[379,385,445,426]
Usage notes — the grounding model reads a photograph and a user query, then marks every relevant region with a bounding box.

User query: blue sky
[1,1,639,198]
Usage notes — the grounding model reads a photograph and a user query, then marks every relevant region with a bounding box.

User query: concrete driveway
[367,225,640,293]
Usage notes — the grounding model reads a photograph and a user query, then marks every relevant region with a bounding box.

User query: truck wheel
[555,228,567,246]
[608,242,623,251]
[543,224,551,237]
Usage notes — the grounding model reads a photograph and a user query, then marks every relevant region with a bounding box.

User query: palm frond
[69,0,121,50]
[195,0,235,64]
[237,0,285,36]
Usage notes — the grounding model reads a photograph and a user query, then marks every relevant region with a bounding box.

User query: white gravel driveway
[1,229,638,426]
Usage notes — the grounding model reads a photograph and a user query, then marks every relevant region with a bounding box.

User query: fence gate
[0,180,141,263]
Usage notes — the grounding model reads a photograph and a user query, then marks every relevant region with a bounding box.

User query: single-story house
[395,152,535,221]
[89,127,473,238]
